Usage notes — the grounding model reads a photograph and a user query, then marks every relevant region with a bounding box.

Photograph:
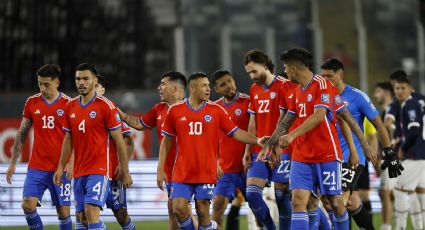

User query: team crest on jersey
[307,94,313,102]
[335,95,343,105]
[270,92,276,99]
[89,110,97,119]
[408,110,417,121]
[321,94,329,103]
[204,114,212,122]
[115,112,121,122]
[56,109,64,116]
[235,108,242,116]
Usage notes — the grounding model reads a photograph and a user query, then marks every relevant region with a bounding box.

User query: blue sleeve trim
[161,130,175,137]
[287,110,296,115]
[122,130,132,136]
[314,104,330,110]
[108,124,122,131]
[227,127,239,136]
[140,118,152,129]
[247,109,256,114]
[62,127,71,133]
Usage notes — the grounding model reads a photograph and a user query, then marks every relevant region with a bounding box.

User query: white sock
[394,189,409,230]
[380,223,392,230]
[417,192,425,230]
[409,192,423,229]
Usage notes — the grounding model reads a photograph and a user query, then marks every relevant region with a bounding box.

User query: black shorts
[356,161,370,190]
[341,162,364,192]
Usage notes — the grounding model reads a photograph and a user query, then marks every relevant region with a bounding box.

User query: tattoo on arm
[268,112,296,146]
[12,119,32,161]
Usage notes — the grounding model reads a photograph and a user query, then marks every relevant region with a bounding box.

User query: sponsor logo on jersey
[204,114,212,122]
[235,108,242,116]
[57,109,64,116]
[288,94,293,99]
[321,94,330,103]
[254,95,258,99]
[335,95,342,105]
[157,115,161,120]
[92,196,99,200]
[307,94,313,102]
[180,116,186,121]
[270,92,276,99]
[115,112,121,122]
[70,113,76,118]
[329,186,336,191]
[89,110,97,119]
[35,109,41,114]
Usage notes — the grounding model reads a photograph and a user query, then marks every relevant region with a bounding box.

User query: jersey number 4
[78,120,86,133]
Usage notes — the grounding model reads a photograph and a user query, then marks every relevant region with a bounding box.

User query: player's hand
[381,147,404,178]
[268,147,280,170]
[65,162,74,180]
[217,164,224,179]
[363,144,378,166]
[243,153,252,174]
[257,136,270,147]
[348,149,360,170]
[121,172,133,188]
[53,169,64,186]
[114,165,121,178]
[279,134,294,149]
[6,163,16,184]
[256,144,270,163]
[156,168,167,191]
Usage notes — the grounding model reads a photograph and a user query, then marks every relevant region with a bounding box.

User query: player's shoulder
[207,100,227,113]
[154,101,169,110]
[403,96,421,109]
[60,93,72,101]
[25,93,42,104]
[214,97,224,104]
[168,99,186,110]
[238,92,250,100]
[347,85,371,102]
[312,75,330,90]
[95,95,117,110]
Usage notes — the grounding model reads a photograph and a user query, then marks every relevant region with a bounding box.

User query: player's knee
[113,208,129,226]
[328,197,344,211]
[307,196,318,211]
[56,206,70,218]
[212,196,226,213]
[291,192,308,210]
[76,212,88,227]
[172,203,188,219]
[21,199,36,213]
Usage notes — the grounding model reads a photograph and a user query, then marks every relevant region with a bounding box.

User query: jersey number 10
[189,122,202,135]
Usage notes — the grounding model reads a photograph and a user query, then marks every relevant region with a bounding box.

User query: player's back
[162,99,237,184]
[24,93,70,172]
[400,97,425,159]
[289,75,345,163]
[62,95,122,178]
[215,92,250,173]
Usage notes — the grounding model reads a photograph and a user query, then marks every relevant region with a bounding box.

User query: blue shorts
[290,160,342,195]
[74,174,110,212]
[247,153,290,183]
[23,169,71,207]
[214,172,246,201]
[105,180,127,211]
[166,182,174,198]
[170,182,215,201]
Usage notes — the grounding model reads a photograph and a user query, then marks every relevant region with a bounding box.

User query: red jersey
[248,76,292,153]
[23,93,70,172]
[215,92,250,173]
[162,99,238,184]
[109,121,132,180]
[140,102,177,181]
[62,94,122,178]
[287,75,346,163]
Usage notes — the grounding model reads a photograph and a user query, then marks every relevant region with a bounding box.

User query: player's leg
[171,182,195,230]
[194,183,216,229]
[226,191,243,230]
[212,173,234,229]
[346,191,375,230]
[84,174,110,229]
[357,162,372,220]
[105,180,135,230]
[22,169,48,230]
[289,160,316,229]
[164,182,179,230]
[246,153,276,229]
[319,161,349,230]
[317,200,332,230]
[307,193,320,229]
[379,168,397,230]
[74,177,88,229]
[320,196,334,229]
[272,153,292,230]
[50,171,72,230]
[414,161,425,230]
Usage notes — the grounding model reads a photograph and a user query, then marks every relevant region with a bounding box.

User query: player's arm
[156,136,172,190]
[110,129,133,188]
[123,135,134,161]
[54,132,72,185]
[6,118,32,184]
[337,109,377,164]
[400,106,420,155]
[118,109,145,131]
[370,116,391,149]
[337,116,359,168]
[243,114,256,169]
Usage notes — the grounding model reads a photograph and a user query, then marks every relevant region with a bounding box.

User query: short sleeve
[121,122,132,136]
[334,94,347,114]
[103,103,122,131]
[313,82,333,111]
[247,88,256,114]
[357,91,379,121]
[140,106,157,129]
[385,101,399,121]
[403,102,421,130]
[61,104,72,133]
[287,92,296,115]
[279,83,289,111]
[218,107,238,136]
[161,107,176,137]
[22,98,32,120]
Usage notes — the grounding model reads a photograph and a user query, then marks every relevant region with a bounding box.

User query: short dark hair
[244,50,274,73]
[188,72,209,85]
[321,58,344,71]
[161,71,187,89]
[280,47,313,69]
[375,81,394,97]
[96,74,107,88]
[394,76,411,85]
[212,69,232,84]
[75,63,98,76]
[36,64,61,79]
[389,68,407,81]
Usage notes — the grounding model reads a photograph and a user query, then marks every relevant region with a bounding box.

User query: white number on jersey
[341,168,356,183]
[277,160,291,174]
[78,120,86,133]
[299,103,307,117]
[60,183,71,197]
[323,171,336,185]
[42,115,55,129]
[92,182,101,195]
[189,121,203,135]
[258,100,270,113]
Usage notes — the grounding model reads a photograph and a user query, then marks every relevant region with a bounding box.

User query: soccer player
[373,82,398,230]
[243,50,297,230]
[119,71,189,230]
[392,77,425,230]
[156,72,264,230]
[95,75,136,230]
[5,64,72,230]
[53,63,132,230]
[210,69,251,229]
[320,58,395,229]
